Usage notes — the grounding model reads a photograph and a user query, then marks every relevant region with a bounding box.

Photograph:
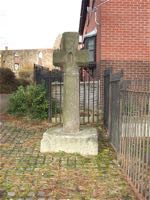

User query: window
[14,53,20,64]
[84,36,96,67]
[38,51,43,59]
[14,63,19,71]
[13,52,20,73]
[37,51,43,65]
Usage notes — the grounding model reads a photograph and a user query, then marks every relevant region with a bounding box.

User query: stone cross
[40,34,98,155]
[53,32,88,133]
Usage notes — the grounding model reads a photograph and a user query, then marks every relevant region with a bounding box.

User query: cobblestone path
[0,122,136,200]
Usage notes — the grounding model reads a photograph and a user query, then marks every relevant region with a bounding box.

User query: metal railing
[34,64,101,125]
[119,80,150,200]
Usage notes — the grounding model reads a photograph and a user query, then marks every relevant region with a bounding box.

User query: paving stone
[25,198,33,200]
[7,191,16,197]
[27,192,35,197]
[37,191,45,197]
[47,193,51,198]
[0,189,5,198]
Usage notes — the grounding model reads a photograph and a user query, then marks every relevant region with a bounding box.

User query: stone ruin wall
[0,49,54,80]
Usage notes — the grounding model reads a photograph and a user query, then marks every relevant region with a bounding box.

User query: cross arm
[53,50,66,67]
[75,49,89,67]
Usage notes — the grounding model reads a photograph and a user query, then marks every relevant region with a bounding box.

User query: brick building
[0,48,53,78]
[79,0,150,109]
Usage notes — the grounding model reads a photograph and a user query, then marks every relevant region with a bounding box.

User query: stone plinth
[40,127,98,156]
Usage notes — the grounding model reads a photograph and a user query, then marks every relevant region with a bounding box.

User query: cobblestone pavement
[0,121,136,200]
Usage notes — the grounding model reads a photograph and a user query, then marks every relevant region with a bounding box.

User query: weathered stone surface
[0,94,11,114]
[25,198,33,200]
[53,34,62,49]
[40,32,98,156]
[0,49,53,78]
[7,191,15,197]
[37,191,45,197]
[53,32,88,133]
[27,192,35,197]
[40,127,98,156]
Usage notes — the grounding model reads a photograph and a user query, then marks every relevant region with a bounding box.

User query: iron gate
[34,64,100,125]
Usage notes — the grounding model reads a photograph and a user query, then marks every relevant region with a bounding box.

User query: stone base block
[40,127,98,156]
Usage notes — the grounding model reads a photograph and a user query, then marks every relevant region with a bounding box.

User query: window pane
[88,39,94,50]
[89,51,94,62]
[84,36,96,64]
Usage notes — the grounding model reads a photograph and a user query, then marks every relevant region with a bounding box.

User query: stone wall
[0,94,11,114]
[0,48,53,79]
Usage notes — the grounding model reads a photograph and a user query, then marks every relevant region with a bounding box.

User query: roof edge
[79,0,90,35]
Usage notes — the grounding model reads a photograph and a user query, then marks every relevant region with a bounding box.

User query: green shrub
[26,84,48,119]
[8,84,49,120]
[8,86,27,115]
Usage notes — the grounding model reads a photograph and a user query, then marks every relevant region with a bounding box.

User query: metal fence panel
[119,80,150,200]
[109,71,123,151]
[34,65,100,125]
[79,68,100,124]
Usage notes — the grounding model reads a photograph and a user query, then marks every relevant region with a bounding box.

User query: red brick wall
[100,0,150,62]
[81,0,150,110]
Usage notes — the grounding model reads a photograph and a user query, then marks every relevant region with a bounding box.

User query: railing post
[104,67,112,128]
[48,71,52,123]
[108,70,123,151]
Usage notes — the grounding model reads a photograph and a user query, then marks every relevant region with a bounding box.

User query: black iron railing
[34,64,100,125]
